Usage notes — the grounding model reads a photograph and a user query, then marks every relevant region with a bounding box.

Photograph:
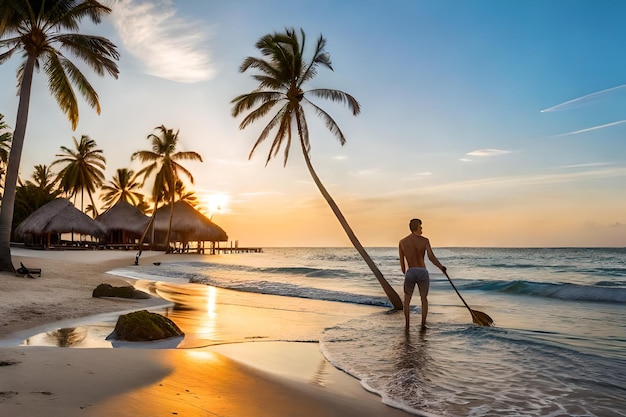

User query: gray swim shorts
[404,267,430,297]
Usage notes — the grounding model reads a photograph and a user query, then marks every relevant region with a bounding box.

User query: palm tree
[52,135,106,217]
[132,125,202,254]
[100,168,144,209]
[231,28,403,310]
[173,179,200,209]
[31,164,58,191]
[0,114,12,193]
[13,164,62,236]
[0,0,119,272]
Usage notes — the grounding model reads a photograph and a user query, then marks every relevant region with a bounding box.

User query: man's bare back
[399,233,429,271]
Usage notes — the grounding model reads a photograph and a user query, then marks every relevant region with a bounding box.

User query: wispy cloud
[418,166,626,193]
[392,167,626,195]
[111,0,215,83]
[557,162,614,169]
[466,149,511,157]
[349,168,380,176]
[540,84,626,113]
[551,119,626,137]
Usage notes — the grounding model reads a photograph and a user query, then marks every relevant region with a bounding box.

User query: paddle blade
[471,309,494,326]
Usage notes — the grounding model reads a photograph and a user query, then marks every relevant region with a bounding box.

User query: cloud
[421,166,626,193]
[557,162,614,169]
[466,149,511,157]
[384,166,626,199]
[540,84,626,112]
[551,119,626,137]
[349,168,379,176]
[111,0,215,83]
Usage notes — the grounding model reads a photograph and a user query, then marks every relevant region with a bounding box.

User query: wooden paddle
[443,270,494,326]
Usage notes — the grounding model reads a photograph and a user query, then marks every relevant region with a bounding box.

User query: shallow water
[16,247,626,416]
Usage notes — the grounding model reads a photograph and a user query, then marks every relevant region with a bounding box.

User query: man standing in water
[399,218,446,332]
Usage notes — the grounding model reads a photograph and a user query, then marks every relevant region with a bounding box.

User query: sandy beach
[0,248,412,417]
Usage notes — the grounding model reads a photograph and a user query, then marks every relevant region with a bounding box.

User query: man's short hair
[409,218,422,232]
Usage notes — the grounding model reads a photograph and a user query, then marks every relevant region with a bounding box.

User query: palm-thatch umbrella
[95,200,150,246]
[152,201,228,252]
[15,198,107,248]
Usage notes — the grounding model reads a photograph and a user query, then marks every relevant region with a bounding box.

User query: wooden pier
[213,247,263,254]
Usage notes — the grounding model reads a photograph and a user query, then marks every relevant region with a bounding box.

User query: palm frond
[54,0,112,29]
[280,115,293,167]
[131,150,160,163]
[54,33,119,78]
[305,98,347,146]
[238,98,282,129]
[172,151,203,163]
[59,55,100,112]
[247,105,289,161]
[307,89,361,116]
[171,161,195,184]
[43,51,80,129]
[231,91,282,117]
[295,107,311,155]
[0,39,21,65]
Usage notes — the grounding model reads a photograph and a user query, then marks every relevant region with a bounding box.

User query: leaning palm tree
[100,168,144,209]
[132,125,202,254]
[52,135,106,217]
[0,0,119,272]
[231,28,403,310]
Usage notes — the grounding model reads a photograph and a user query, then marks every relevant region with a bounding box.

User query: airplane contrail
[553,119,626,137]
[540,84,626,113]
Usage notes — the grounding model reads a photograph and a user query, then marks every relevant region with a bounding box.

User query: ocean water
[20,247,626,416]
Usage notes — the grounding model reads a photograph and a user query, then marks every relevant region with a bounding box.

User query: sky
[1,0,625,248]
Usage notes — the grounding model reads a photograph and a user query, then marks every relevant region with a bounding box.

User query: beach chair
[16,262,42,278]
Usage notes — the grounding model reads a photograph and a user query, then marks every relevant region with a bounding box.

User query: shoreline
[0,248,413,416]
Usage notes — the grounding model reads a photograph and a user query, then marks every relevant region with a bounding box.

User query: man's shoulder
[400,234,429,245]
[399,234,414,244]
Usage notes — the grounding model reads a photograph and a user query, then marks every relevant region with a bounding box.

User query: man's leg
[403,289,413,332]
[420,293,428,327]
[416,272,430,328]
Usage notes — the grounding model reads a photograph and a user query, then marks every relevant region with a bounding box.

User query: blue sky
[1,0,625,247]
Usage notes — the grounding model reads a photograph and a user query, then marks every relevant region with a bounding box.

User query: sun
[200,192,230,218]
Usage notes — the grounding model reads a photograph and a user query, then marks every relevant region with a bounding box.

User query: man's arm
[399,244,406,274]
[426,239,446,272]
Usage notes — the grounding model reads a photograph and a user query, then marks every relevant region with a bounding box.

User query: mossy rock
[108,310,184,341]
[92,283,150,299]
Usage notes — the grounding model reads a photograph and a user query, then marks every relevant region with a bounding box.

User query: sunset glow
[1,1,624,248]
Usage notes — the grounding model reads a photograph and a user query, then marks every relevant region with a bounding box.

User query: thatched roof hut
[95,200,150,245]
[152,201,228,246]
[16,198,107,248]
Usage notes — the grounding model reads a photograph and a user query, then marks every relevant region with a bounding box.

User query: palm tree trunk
[165,194,175,254]
[135,201,157,264]
[0,55,37,272]
[87,187,99,217]
[297,137,403,310]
